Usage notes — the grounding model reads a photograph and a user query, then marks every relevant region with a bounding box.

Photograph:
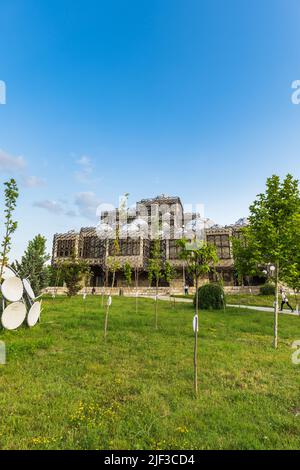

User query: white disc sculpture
[0,266,41,330]
[1,302,27,330]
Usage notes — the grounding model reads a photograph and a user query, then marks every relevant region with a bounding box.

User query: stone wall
[43,285,262,296]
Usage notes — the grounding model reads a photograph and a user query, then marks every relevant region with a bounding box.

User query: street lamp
[263,264,275,279]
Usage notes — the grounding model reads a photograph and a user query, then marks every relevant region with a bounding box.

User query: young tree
[0,179,19,280]
[248,174,300,348]
[178,238,218,397]
[13,235,50,295]
[231,228,261,286]
[148,239,165,329]
[106,238,121,290]
[134,264,141,314]
[164,260,176,308]
[104,235,121,339]
[59,253,91,297]
[123,261,132,288]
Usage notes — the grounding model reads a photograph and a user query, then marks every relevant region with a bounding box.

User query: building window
[207,234,231,259]
[108,239,140,256]
[57,239,75,258]
[169,240,181,259]
[82,237,105,259]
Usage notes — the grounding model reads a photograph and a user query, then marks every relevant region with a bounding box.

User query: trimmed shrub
[260,284,275,296]
[194,283,225,310]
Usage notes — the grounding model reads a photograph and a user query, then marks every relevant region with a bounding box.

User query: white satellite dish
[1,265,15,280]
[1,302,27,330]
[27,301,41,327]
[23,278,35,300]
[1,277,24,302]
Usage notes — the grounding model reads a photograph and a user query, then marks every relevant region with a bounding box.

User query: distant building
[52,195,257,287]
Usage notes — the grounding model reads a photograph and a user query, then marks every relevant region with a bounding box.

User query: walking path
[227,304,300,317]
[138,295,299,317]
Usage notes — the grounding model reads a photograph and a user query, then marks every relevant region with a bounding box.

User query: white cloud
[74,191,101,219]
[22,175,46,188]
[0,149,26,171]
[33,200,64,214]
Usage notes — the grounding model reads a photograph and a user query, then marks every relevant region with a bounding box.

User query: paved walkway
[227,304,300,317]
[138,295,300,317]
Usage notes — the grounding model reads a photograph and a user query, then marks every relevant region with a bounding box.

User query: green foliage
[231,228,260,285]
[260,284,276,296]
[177,239,219,284]
[164,261,176,285]
[0,179,19,277]
[123,262,132,287]
[248,174,300,346]
[13,234,50,295]
[194,283,225,310]
[106,236,121,288]
[177,238,219,313]
[59,253,91,296]
[281,214,300,296]
[148,239,164,287]
[249,174,300,275]
[48,265,64,287]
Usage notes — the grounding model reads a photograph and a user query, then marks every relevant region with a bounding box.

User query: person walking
[280,289,294,312]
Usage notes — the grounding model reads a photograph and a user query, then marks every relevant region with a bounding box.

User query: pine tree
[14,234,50,295]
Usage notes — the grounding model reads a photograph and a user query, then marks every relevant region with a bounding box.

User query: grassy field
[226,294,275,308]
[0,295,300,450]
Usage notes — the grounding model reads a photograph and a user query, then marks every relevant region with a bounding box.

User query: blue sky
[0,0,300,260]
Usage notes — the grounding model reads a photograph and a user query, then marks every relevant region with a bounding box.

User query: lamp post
[263,263,278,347]
[263,263,276,280]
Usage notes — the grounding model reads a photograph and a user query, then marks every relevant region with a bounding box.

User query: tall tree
[148,239,165,329]
[104,233,121,339]
[248,174,300,348]
[164,260,176,308]
[231,228,261,286]
[14,235,50,295]
[0,179,19,279]
[178,238,218,396]
[281,214,300,313]
[123,261,132,288]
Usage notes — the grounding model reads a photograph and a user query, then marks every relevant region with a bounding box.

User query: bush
[194,283,225,310]
[260,284,275,296]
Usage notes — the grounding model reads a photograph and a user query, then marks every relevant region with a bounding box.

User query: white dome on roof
[96,222,115,239]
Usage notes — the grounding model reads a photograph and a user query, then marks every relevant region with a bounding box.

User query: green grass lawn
[226,293,276,308]
[0,295,300,450]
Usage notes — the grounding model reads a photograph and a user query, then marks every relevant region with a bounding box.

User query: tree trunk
[104,303,109,340]
[194,276,199,397]
[274,261,279,349]
[104,271,116,340]
[135,268,139,314]
[155,279,158,329]
[101,287,104,307]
